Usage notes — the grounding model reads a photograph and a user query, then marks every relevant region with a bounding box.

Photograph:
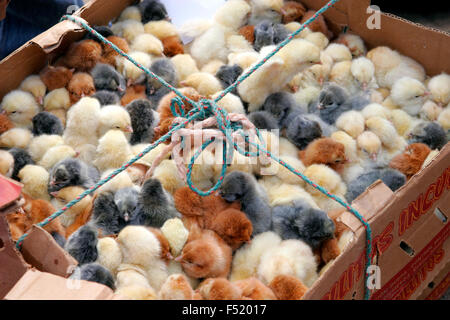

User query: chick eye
[11,111,17,114]
[414,95,420,98]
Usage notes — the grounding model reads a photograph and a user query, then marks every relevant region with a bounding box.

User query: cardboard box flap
[0,175,23,210]
[340,180,394,232]
[21,225,78,278]
[4,269,118,300]
[0,215,31,299]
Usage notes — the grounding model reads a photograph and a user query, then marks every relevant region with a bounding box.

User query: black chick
[48,158,100,193]
[146,58,178,107]
[69,263,116,290]
[309,84,351,125]
[139,0,169,23]
[345,168,406,203]
[84,25,114,42]
[92,90,121,106]
[90,63,126,97]
[248,111,279,130]
[254,20,275,52]
[130,178,181,228]
[272,200,335,250]
[32,111,64,136]
[409,122,448,150]
[8,148,34,181]
[64,224,98,265]
[286,114,323,150]
[216,64,243,94]
[262,92,297,128]
[273,23,289,44]
[90,192,123,235]
[125,99,157,145]
[114,187,139,223]
[51,231,66,248]
[219,171,272,235]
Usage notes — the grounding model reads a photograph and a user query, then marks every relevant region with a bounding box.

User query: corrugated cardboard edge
[4,269,119,300]
[21,225,78,278]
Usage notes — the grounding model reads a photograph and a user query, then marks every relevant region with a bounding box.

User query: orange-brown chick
[389,143,431,179]
[209,208,252,250]
[162,36,184,57]
[39,65,74,91]
[320,238,340,264]
[64,194,95,239]
[67,72,96,104]
[120,84,147,106]
[196,278,243,300]
[269,275,309,300]
[177,225,232,279]
[299,138,347,171]
[0,112,14,134]
[239,25,255,44]
[6,210,32,241]
[159,274,196,300]
[62,39,102,72]
[147,227,173,263]
[234,277,277,300]
[101,35,130,67]
[281,1,306,23]
[300,10,333,39]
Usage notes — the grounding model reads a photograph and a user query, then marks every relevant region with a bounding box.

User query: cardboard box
[0,0,449,299]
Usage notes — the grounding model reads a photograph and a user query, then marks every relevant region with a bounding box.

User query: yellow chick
[20,75,47,106]
[390,77,429,116]
[170,54,200,81]
[351,57,377,92]
[0,128,32,149]
[212,92,245,114]
[180,72,223,97]
[201,59,225,75]
[214,0,251,30]
[50,186,92,228]
[131,33,164,56]
[228,51,260,70]
[366,116,400,149]
[38,144,78,170]
[44,88,71,111]
[335,110,365,138]
[159,274,195,300]
[329,61,354,92]
[293,86,321,107]
[117,51,152,85]
[420,100,443,121]
[304,32,329,50]
[335,33,367,57]
[271,155,306,186]
[427,73,450,107]
[117,226,161,269]
[118,6,141,22]
[161,218,189,257]
[112,19,144,43]
[144,20,178,40]
[190,24,229,67]
[0,150,14,177]
[230,231,282,281]
[361,103,391,120]
[115,285,158,300]
[324,43,352,64]
[18,165,50,201]
[97,105,133,138]
[421,149,440,170]
[96,237,123,275]
[357,131,382,162]
[437,107,450,131]
[28,134,64,162]
[132,143,170,168]
[257,239,318,287]
[226,34,254,54]
[388,109,415,137]
[284,22,309,39]
[96,169,135,195]
[331,131,364,183]
[63,97,101,149]
[152,159,186,195]
[1,90,40,128]
[93,129,133,172]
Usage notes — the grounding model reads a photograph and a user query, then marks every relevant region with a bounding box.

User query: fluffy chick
[300,10,333,39]
[209,208,253,250]
[162,36,185,58]
[92,90,121,106]
[8,148,35,180]
[390,77,429,116]
[91,63,126,96]
[146,58,179,106]
[171,54,200,81]
[219,171,272,235]
[286,114,323,150]
[389,143,431,179]
[281,1,306,23]
[93,129,133,172]
[408,121,448,150]
[335,110,365,138]
[161,218,190,257]
[131,178,181,228]
[234,277,277,300]
[98,105,133,138]
[216,64,243,93]
[196,278,242,300]
[214,0,251,30]
[1,90,39,128]
[0,150,14,177]
[20,75,46,105]
[62,40,102,72]
[272,200,335,250]
[269,274,308,300]
[96,237,123,275]
[0,128,32,149]
[119,6,141,22]
[65,224,98,265]
[248,110,279,130]
[159,274,195,300]
[180,72,223,97]
[90,192,125,236]
[131,33,164,56]
[100,35,130,67]
[117,51,152,86]
[249,0,283,25]
[32,112,64,136]
[39,65,73,91]
[18,165,50,201]
[428,73,450,107]
[299,138,347,171]
[38,144,78,170]
[366,116,402,150]
[67,72,96,104]
[139,0,169,23]
[70,262,115,290]
[0,112,14,134]
[43,88,71,124]
[51,186,92,228]
[335,33,366,57]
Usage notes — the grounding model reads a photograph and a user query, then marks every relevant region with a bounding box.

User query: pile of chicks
[1,0,449,300]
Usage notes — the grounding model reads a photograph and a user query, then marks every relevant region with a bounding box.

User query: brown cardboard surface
[4,269,118,300]
[416,262,450,300]
[20,226,78,278]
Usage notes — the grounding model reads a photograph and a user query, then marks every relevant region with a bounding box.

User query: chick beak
[164,16,172,22]
[81,93,86,98]
[315,61,322,65]
[0,109,6,115]
[280,9,287,16]
[50,180,56,186]
[370,153,378,161]
[319,78,324,86]
[174,255,183,262]
[166,252,174,260]
[17,207,26,215]
[423,91,431,97]
[50,191,58,197]
[362,82,368,91]
[117,86,125,93]
[179,81,188,87]
[290,85,299,93]
[74,151,80,158]
[148,87,156,95]
[317,103,324,110]
[127,79,134,87]
[124,212,130,222]
[37,96,44,105]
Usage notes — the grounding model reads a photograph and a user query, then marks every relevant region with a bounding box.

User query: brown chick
[6,210,32,241]
[209,208,253,251]
[234,277,277,300]
[162,36,184,57]
[300,10,333,39]
[299,138,347,171]
[196,278,243,300]
[120,84,147,106]
[101,35,130,66]
[320,238,340,265]
[269,275,309,300]
[67,72,96,104]
[176,225,232,279]
[61,39,102,72]
[64,194,96,238]
[281,1,306,23]
[389,143,431,179]
[159,274,196,300]
[147,227,173,263]
[0,112,14,134]
[155,88,204,141]
[239,25,255,44]
[39,65,74,91]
